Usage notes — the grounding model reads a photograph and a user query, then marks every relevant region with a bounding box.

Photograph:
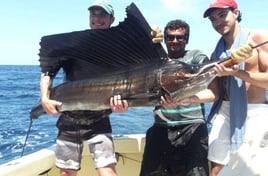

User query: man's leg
[88,134,117,176]
[60,169,77,176]
[97,164,117,176]
[56,139,83,176]
[209,161,224,176]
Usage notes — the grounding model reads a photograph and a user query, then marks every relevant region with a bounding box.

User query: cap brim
[88,5,102,11]
[203,8,215,17]
[203,5,230,17]
[88,5,113,15]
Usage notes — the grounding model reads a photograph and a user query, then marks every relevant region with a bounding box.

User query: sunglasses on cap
[166,34,186,42]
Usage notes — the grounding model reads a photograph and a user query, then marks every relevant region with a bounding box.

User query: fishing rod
[251,40,268,49]
[220,40,268,67]
[188,40,268,77]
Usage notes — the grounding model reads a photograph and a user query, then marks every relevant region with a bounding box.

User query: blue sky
[1,0,267,65]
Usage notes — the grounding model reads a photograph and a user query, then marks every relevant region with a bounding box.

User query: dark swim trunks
[140,123,209,176]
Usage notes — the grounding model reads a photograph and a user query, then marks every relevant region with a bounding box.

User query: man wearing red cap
[203,0,268,175]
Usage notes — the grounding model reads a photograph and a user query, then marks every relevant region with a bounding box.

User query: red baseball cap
[203,0,238,17]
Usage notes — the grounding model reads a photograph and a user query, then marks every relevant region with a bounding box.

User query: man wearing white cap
[203,0,268,175]
[88,0,115,29]
[40,1,129,176]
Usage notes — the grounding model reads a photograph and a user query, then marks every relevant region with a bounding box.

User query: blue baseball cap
[88,0,114,16]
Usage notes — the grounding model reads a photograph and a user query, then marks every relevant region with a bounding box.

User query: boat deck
[0,134,146,176]
[1,119,268,176]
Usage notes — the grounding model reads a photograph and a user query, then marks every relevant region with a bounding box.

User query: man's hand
[213,63,240,77]
[231,43,253,63]
[151,25,163,44]
[110,95,128,112]
[41,98,62,115]
[214,43,253,77]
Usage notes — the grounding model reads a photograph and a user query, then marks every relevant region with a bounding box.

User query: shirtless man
[203,0,268,175]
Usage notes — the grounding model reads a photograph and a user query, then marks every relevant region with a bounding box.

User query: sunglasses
[166,34,186,42]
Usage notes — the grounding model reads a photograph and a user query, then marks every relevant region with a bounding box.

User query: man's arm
[160,77,219,108]
[234,30,268,89]
[40,73,62,115]
[214,30,268,89]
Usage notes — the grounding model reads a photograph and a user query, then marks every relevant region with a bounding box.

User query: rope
[116,152,141,164]
[21,118,34,157]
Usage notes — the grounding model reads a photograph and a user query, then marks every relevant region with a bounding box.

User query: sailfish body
[30,3,218,119]
[30,59,218,119]
[53,61,217,110]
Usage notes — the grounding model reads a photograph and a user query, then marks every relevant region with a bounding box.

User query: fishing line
[21,117,34,157]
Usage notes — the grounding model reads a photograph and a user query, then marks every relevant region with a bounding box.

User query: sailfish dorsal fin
[39,3,167,75]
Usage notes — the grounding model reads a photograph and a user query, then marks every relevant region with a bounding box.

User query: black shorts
[57,115,112,143]
[140,123,209,176]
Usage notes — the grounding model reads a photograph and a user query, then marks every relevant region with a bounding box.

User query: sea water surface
[0,65,216,164]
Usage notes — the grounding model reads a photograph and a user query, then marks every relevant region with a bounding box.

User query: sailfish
[30,3,248,119]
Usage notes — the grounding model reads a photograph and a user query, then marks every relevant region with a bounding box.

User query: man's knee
[60,169,77,176]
